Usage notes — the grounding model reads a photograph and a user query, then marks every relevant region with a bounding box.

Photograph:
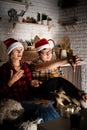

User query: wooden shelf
[0,0,53,31]
[11,21,49,31]
[15,21,48,26]
[0,0,25,5]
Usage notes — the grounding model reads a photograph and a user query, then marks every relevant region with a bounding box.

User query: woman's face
[10,46,24,61]
[39,48,53,62]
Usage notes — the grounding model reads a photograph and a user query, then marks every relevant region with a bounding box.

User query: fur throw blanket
[0,98,24,125]
[0,98,43,130]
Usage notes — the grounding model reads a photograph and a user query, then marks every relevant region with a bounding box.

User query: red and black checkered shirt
[0,62,32,101]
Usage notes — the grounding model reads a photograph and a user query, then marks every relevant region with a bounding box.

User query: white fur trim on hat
[36,44,51,52]
[7,42,24,54]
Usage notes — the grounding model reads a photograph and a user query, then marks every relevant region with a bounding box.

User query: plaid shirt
[30,58,64,81]
[30,58,85,100]
[0,62,32,101]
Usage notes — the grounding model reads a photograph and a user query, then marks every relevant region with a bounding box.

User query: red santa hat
[35,38,54,52]
[3,38,24,55]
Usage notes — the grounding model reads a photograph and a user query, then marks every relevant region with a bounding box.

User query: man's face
[39,48,53,62]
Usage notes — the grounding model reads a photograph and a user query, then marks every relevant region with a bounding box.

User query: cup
[42,20,47,25]
[70,113,81,130]
[18,16,22,22]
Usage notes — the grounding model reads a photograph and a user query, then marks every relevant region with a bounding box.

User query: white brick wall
[57,0,87,92]
[0,0,87,92]
[0,0,58,60]
[0,0,58,41]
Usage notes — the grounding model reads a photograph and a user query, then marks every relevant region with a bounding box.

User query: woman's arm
[31,56,80,72]
[32,58,68,71]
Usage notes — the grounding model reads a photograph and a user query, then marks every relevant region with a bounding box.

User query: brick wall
[0,0,58,41]
[57,0,87,92]
[0,0,87,92]
[0,0,58,61]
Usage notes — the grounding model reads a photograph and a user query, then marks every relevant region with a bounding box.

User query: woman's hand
[31,80,42,87]
[8,69,24,87]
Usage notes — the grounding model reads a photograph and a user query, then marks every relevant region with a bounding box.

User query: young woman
[0,38,59,122]
[30,38,87,102]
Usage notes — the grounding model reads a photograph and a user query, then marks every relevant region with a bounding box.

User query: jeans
[21,101,59,122]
